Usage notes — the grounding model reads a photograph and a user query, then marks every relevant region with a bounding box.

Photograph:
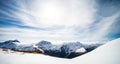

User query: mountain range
[0,40,102,58]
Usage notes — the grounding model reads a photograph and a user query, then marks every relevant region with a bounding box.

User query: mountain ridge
[0,40,102,58]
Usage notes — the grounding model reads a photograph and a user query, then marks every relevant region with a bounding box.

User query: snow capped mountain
[35,41,87,58]
[0,40,43,53]
[36,40,52,50]
[61,42,83,53]
[0,40,20,49]
[0,40,102,58]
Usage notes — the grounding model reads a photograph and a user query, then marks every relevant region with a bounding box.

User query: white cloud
[12,0,96,28]
[0,0,119,44]
[75,13,120,42]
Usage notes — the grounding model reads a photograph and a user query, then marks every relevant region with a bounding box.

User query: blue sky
[0,0,120,44]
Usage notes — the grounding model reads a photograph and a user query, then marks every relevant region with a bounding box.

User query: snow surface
[75,47,86,53]
[72,38,120,64]
[0,38,120,64]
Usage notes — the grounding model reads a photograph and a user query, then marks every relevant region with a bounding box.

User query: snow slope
[0,38,120,64]
[72,38,120,64]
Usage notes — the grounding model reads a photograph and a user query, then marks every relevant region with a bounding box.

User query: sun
[38,2,65,25]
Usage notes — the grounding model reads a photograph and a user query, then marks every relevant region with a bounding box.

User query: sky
[0,0,120,44]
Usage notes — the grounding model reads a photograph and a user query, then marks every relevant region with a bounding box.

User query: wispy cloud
[0,0,119,44]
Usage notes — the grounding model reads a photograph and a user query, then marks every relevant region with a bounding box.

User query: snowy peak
[36,40,52,47]
[35,40,52,50]
[37,40,52,46]
[0,40,20,44]
[0,40,20,49]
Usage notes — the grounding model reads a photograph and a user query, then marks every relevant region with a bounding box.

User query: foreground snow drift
[0,38,120,64]
[72,38,120,64]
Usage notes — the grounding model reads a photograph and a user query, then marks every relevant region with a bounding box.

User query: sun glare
[38,2,65,25]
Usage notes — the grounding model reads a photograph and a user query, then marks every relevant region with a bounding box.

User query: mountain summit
[0,40,20,49]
